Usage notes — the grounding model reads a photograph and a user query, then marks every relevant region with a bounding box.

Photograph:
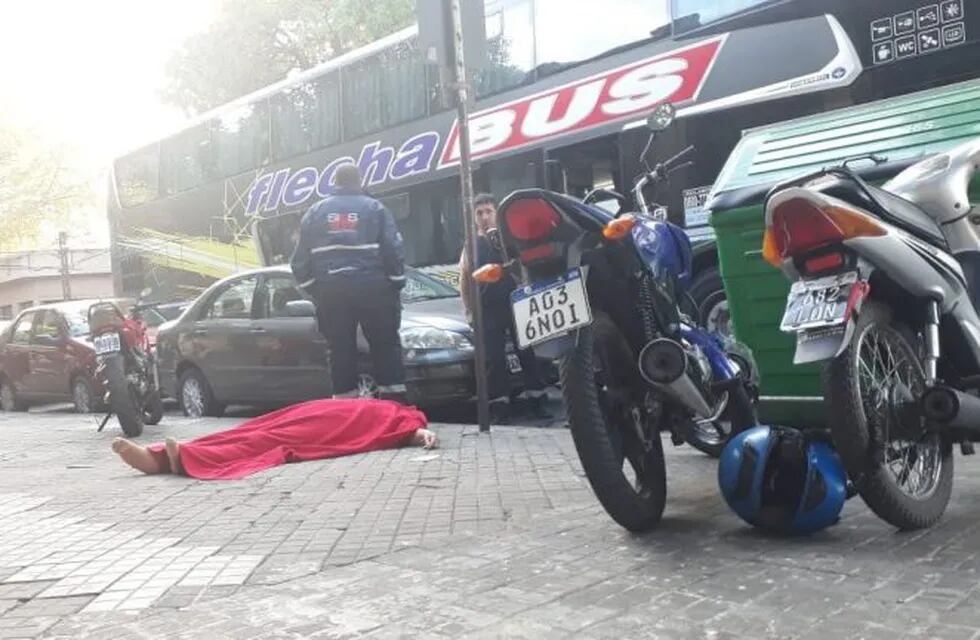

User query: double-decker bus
[109,0,979,331]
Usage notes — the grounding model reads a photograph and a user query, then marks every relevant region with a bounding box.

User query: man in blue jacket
[290,164,407,402]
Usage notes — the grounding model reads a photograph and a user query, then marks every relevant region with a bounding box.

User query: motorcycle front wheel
[105,356,144,438]
[825,301,952,530]
[143,389,164,426]
[561,312,666,532]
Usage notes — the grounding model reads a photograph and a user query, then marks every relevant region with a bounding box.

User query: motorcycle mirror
[139,287,153,300]
[646,102,675,132]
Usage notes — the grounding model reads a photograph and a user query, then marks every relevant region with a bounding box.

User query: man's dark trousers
[482,302,545,402]
[313,279,405,397]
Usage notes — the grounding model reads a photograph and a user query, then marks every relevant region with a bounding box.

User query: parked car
[0,300,126,413]
[155,266,528,416]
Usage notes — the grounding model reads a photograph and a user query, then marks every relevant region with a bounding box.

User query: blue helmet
[718,425,848,534]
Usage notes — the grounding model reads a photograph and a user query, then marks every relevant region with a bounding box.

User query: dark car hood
[401,297,470,334]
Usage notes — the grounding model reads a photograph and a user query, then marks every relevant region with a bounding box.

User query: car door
[2,312,37,398]
[189,275,262,402]
[29,309,70,400]
[252,274,332,402]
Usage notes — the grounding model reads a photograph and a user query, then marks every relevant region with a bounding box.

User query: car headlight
[400,327,473,351]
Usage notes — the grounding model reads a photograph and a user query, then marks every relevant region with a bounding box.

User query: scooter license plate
[780,272,861,332]
[511,268,592,349]
[93,332,121,355]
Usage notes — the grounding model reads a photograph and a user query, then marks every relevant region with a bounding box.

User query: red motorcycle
[89,299,163,437]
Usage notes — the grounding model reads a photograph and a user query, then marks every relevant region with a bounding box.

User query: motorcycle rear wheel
[105,356,144,438]
[561,312,666,532]
[825,301,952,530]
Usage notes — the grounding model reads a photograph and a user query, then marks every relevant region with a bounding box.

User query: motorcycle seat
[814,173,949,250]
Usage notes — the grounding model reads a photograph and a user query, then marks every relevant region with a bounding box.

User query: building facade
[0,249,113,320]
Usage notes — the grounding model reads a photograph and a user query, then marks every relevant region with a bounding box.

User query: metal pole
[449,0,490,433]
[58,231,72,301]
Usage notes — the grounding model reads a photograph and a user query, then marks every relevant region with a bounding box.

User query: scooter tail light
[503,199,561,241]
[763,198,886,268]
[803,252,845,274]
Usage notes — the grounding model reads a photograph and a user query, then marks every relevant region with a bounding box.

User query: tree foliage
[0,125,93,251]
[162,0,417,114]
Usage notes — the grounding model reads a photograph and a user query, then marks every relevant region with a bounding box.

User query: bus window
[160,124,214,195]
[115,144,159,208]
[671,0,773,32]
[534,0,668,68]
[476,0,535,98]
[271,74,341,161]
[342,39,427,140]
[213,102,271,177]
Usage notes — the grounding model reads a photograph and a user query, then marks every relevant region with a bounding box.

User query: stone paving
[1,407,980,638]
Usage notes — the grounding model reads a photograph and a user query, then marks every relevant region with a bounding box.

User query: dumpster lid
[708,78,980,212]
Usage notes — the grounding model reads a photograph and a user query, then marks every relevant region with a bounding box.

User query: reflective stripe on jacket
[290,188,405,288]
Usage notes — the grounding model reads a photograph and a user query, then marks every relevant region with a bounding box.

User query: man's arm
[289,208,316,291]
[378,204,406,287]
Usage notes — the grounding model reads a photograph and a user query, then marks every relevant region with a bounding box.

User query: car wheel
[690,267,732,339]
[178,367,224,418]
[71,376,96,414]
[0,378,27,412]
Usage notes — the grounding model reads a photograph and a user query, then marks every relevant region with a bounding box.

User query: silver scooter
[763,137,980,530]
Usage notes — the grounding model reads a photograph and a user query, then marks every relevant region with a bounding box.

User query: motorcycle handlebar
[662,145,695,172]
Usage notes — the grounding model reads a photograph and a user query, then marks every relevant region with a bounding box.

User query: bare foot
[410,429,438,450]
[164,438,184,475]
[112,438,163,475]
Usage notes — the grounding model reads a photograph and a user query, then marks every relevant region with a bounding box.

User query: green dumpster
[708,79,980,429]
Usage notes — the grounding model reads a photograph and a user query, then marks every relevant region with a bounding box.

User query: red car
[0,301,118,413]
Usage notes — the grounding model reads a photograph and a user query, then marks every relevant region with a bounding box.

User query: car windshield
[65,312,90,337]
[401,270,458,304]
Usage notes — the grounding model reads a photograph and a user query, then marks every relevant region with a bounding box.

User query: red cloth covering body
[148,399,427,480]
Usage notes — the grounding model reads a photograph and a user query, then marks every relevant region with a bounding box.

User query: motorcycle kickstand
[97,412,114,432]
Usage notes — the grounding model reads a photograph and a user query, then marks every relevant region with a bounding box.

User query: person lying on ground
[111,398,438,480]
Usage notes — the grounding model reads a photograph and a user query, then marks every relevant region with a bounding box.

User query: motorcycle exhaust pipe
[638,338,713,418]
[921,386,980,433]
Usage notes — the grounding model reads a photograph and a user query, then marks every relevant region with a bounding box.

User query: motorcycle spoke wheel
[856,325,942,500]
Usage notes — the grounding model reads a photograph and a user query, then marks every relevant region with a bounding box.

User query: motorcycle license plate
[511,268,592,349]
[93,332,121,355]
[780,272,861,332]
[506,353,522,373]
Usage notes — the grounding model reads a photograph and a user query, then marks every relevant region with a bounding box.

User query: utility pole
[57,231,72,301]
[449,0,490,433]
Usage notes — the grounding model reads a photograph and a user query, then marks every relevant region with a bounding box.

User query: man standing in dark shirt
[459,193,549,424]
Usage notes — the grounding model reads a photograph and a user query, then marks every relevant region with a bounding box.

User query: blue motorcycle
[476,104,759,531]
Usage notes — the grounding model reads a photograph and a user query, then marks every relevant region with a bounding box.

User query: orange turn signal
[473,263,504,283]
[603,214,636,241]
